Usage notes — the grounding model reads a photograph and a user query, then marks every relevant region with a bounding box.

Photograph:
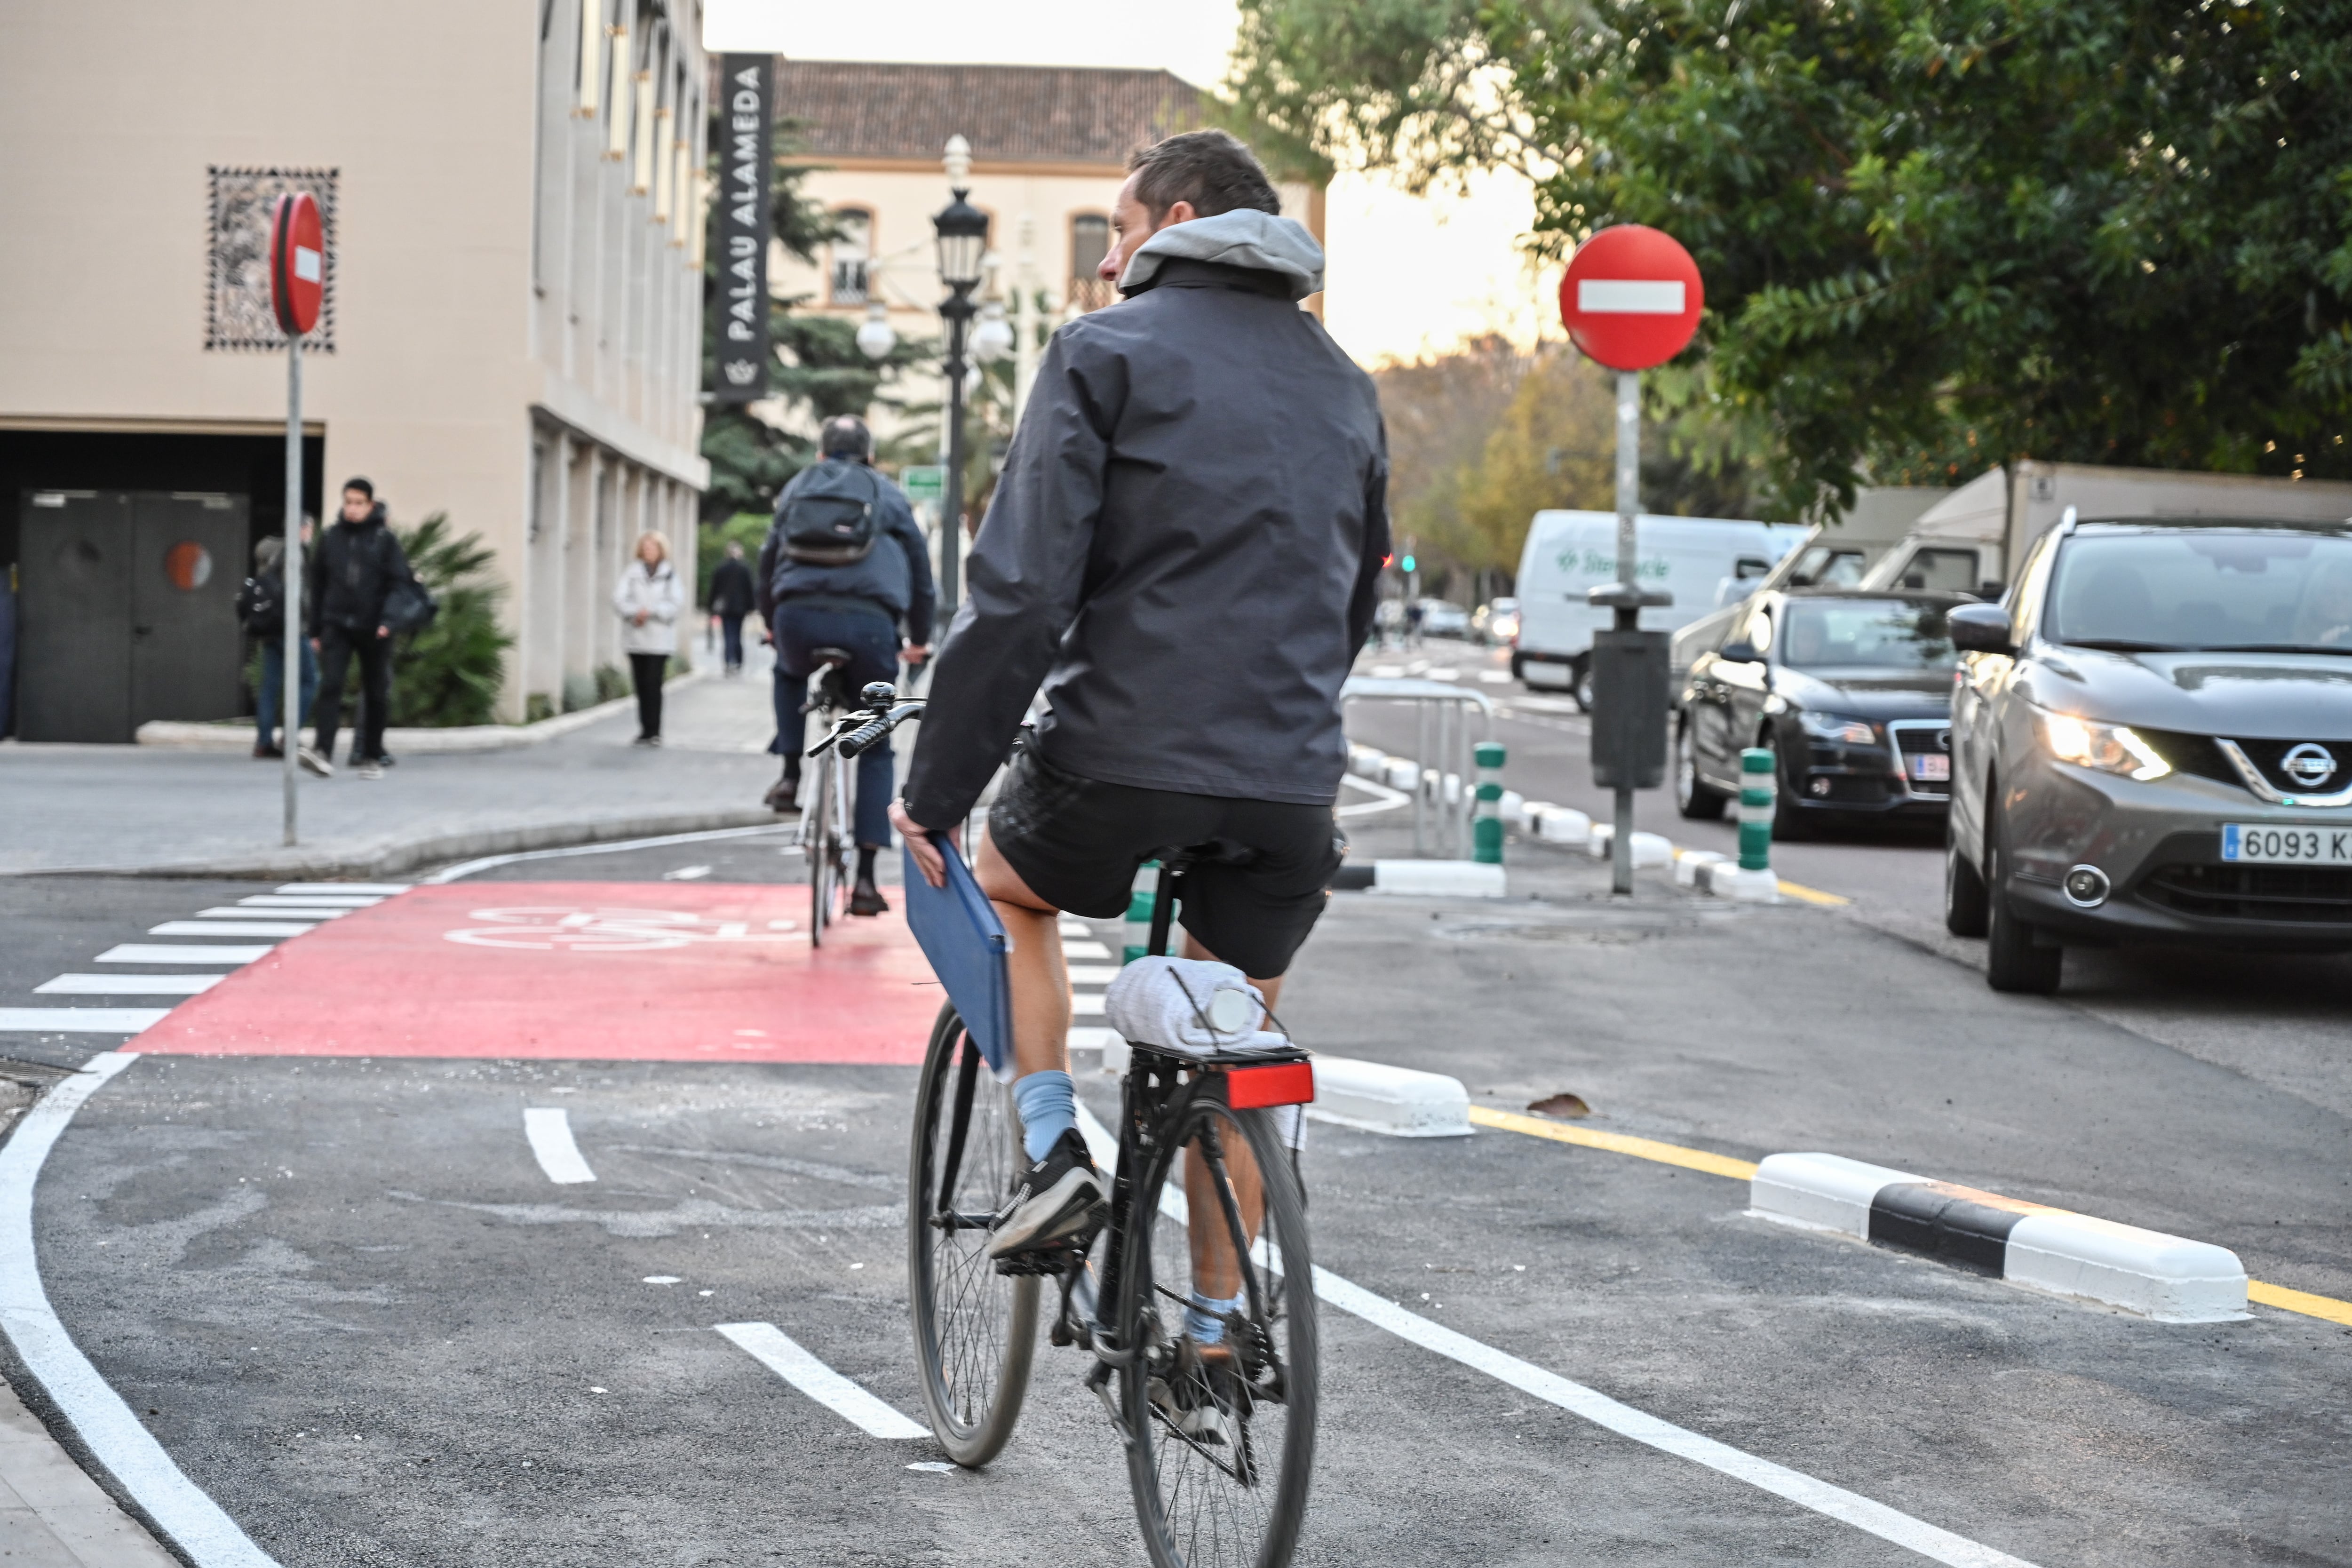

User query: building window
[831,208,872,304]
[1069,213,1113,312]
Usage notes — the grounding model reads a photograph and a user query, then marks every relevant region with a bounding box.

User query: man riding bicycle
[892,129,1390,1342]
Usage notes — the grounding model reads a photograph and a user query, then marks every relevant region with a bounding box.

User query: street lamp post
[931,135,989,616]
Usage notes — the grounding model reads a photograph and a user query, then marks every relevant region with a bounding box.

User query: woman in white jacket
[613,532,684,745]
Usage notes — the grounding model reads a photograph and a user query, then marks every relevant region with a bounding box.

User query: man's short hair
[342,476,374,499]
[1128,130,1279,222]
[820,415,873,460]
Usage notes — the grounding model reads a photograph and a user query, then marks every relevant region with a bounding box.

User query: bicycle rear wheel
[1115,1097,1317,1568]
[907,1003,1038,1465]
[807,756,839,946]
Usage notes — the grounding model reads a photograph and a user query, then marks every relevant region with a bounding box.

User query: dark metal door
[129,492,247,729]
[16,490,133,742]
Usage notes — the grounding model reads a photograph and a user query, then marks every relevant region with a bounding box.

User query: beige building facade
[2,0,710,738]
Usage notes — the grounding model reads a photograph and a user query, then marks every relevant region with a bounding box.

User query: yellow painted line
[2249,1279,2352,1327]
[1774,879,1851,907]
[1468,1106,1758,1181]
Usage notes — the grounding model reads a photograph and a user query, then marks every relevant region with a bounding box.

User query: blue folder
[902,834,1014,1079]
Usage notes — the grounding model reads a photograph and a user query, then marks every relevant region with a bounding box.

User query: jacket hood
[1120,209,1324,302]
[348,503,387,527]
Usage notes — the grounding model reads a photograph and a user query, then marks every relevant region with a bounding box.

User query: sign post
[713,55,772,403]
[1558,224,1704,894]
[268,191,323,846]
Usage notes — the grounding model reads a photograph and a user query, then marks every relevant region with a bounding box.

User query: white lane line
[713,1322,929,1439]
[147,922,314,939]
[95,945,270,965]
[0,1053,283,1567]
[275,883,409,895]
[1057,918,1092,935]
[35,975,221,997]
[1071,994,1105,1017]
[238,895,383,908]
[193,908,339,921]
[522,1108,596,1185]
[1061,940,1113,960]
[1068,1107,2034,1568]
[1066,965,1120,986]
[0,1010,170,1034]
[425,824,790,883]
[1336,772,1411,820]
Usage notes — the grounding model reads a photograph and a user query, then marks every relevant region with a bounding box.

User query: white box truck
[1861,462,2352,596]
[1512,511,1807,706]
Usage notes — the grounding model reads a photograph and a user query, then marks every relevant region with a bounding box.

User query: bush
[332,511,515,728]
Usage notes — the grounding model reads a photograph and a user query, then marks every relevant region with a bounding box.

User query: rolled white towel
[1104,956,1289,1056]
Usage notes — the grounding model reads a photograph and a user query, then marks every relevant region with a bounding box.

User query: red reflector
[1224,1060,1314,1109]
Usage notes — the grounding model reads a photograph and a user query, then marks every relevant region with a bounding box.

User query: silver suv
[1946,515,2352,992]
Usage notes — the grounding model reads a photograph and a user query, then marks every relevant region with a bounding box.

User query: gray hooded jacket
[903,209,1389,828]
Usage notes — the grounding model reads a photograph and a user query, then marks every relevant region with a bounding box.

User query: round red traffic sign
[269,192,324,337]
[1558,224,1703,372]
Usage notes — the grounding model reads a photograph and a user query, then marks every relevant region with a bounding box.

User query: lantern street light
[932,134,989,614]
[971,300,1015,364]
[855,302,896,361]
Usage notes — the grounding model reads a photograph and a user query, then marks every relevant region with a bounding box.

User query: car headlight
[1798,711,1876,745]
[2036,708,2171,781]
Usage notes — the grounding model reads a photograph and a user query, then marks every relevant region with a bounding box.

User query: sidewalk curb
[133,669,710,755]
[1750,1152,2250,1323]
[8,806,781,882]
[1305,1055,1473,1138]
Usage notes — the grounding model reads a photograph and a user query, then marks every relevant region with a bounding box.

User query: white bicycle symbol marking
[443,907,801,952]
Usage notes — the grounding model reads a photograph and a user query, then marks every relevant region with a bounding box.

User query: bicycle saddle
[809,646,853,668]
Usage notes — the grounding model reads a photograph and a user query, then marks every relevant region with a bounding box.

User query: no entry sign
[1559,224,1703,372]
[269,191,324,337]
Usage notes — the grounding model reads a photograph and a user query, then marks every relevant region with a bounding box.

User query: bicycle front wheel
[907,1003,1038,1465]
[1116,1096,1318,1568]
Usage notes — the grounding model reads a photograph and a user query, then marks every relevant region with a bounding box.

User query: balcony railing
[1067,275,1117,314]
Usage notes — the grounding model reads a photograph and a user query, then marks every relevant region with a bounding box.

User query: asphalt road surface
[0,813,2344,1567]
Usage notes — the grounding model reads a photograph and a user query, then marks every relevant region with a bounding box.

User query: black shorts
[987,748,1345,979]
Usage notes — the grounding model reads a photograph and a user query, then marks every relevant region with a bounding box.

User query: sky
[702,0,1549,367]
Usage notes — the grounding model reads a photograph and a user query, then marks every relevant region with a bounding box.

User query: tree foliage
[1232,0,2352,513]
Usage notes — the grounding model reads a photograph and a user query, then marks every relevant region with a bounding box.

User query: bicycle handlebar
[832,699,927,759]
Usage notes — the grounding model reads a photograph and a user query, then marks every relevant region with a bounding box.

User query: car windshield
[1778,599,1955,671]
[2047,529,2352,653]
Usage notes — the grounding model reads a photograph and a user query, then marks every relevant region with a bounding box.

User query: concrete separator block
[1673,850,1727,887]
[1535,806,1592,844]
[2005,1213,2249,1322]
[1751,1152,1922,1237]
[1708,864,1782,902]
[1382,758,1421,791]
[1371,860,1507,898]
[1500,789,1528,825]
[1348,744,1387,780]
[1306,1054,1472,1137]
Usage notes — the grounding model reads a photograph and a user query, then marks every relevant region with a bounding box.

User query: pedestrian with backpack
[305,478,413,780]
[755,415,935,915]
[239,519,319,760]
[614,531,685,745]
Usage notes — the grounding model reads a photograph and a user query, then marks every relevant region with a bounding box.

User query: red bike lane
[130,883,940,1064]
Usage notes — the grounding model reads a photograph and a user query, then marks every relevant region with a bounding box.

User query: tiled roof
[773,61,1208,168]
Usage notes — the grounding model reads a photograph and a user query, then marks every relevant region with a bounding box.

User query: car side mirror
[1947,603,2014,655]
[1718,640,1760,664]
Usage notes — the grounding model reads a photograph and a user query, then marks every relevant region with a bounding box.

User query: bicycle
[796,654,901,947]
[879,806,1322,1568]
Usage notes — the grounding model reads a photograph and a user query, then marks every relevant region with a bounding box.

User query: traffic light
[1381,553,1394,569]
[1400,554,1416,574]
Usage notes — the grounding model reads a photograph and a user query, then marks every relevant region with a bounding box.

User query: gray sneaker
[986,1130,1106,1258]
[296,747,333,778]
[357,759,385,781]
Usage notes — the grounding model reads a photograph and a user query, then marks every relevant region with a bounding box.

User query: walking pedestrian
[707,540,756,676]
[615,531,684,745]
[239,518,318,758]
[756,414,934,915]
[305,479,410,780]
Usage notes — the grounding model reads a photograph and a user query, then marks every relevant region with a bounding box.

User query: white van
[1513,511,1806,704]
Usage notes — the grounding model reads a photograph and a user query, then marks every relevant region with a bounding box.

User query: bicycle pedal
[993,1243,1084,1278]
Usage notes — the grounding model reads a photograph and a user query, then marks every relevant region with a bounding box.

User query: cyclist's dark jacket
[755,459,937,643]
[903,208,1390,828]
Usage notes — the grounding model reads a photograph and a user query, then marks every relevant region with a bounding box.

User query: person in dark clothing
[244,522,318,757]
[891,131,1388,1266]
[305,478,412,780]
[756,415,935,915]
[707,541,757,675]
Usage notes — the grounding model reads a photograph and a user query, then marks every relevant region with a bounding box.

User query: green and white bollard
[1123,860,1160,963]
[1717,748,1782,901]
[1473,741,1506,865]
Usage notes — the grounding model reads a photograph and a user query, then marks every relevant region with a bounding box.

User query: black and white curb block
[1304,1055,1472,1138]
[1751,1153,2249,1322]
[1329,860,1507,897]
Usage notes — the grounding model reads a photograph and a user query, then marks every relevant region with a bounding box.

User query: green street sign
[901,465,945,503]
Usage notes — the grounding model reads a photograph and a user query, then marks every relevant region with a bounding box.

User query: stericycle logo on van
[1561,549,1670,579]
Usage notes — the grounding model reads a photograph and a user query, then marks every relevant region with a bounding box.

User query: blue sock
[1186,1290,1246,1344]
[1013,1070,1077,1163]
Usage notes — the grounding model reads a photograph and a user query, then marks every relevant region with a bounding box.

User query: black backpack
[776,462,883,566]
[236,572,284,636]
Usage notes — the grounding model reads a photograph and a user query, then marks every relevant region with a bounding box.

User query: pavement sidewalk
[0,1373,176,1568]
[0,659,789,880]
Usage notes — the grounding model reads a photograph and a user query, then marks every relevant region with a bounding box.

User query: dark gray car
[1945,515,2352,992]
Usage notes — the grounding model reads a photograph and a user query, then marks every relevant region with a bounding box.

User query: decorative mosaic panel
[206,167,337,351]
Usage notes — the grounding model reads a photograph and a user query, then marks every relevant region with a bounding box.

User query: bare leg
[1180,933,1279,1303]
[973,828,1070,1080]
